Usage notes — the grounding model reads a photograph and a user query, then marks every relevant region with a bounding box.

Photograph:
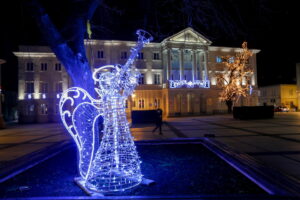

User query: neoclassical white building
[14,28,260,123]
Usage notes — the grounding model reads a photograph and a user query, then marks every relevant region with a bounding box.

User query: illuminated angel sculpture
[59,30,153,193]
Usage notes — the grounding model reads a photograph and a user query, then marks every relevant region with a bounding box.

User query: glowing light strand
[169,80,210,88]
[59,30,153,193]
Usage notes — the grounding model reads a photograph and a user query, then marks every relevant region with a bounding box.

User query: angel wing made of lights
[59,87,103,179]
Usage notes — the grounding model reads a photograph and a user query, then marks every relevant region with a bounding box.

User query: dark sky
[1,0,300,92]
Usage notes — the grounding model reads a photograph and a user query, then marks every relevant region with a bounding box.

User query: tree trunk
[225,100,233,114]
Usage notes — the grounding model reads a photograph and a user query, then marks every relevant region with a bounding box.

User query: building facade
[259,84,298,109]
[14,28,260,123]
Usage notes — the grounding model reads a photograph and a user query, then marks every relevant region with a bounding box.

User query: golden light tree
[216,42,253,113]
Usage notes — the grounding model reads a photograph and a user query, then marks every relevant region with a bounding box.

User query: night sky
[1,0,300,92]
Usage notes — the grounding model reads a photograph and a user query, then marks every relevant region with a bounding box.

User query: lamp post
[0,59,5,128]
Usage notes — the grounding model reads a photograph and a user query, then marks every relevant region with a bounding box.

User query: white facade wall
[14,28,260,122]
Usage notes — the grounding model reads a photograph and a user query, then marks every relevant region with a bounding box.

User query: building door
[200,94,206,114]
[187,93,194,113]
[174,94,182,114]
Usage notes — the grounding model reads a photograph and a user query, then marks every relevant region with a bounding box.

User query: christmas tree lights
[59,29,153,193]
[216,42,253,112]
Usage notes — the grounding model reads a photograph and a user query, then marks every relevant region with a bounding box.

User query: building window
[139,99,145,108]
[138,73,145,84]
[229,57,234,63]
[41,104,48,115]
[137,52,144,60]
[153,53,160,60]
[26,82,34,93]
[216,56,222,63]
[55,104,59,114]
[40,82,48,93]
[154,74,161,84]
[133,100,136,107]
[56,82,63,93]
[121,51,127,59]
[26,62,34,71]
[55,63,62,71]
[289,89,294,96]
[154,98,160,108]
[26,104,35,115]
[97,50,104,59]
[41,63,48,71]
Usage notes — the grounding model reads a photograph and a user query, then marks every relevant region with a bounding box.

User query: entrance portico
[161,27,211,85]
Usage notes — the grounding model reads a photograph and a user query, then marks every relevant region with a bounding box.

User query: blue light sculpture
[59,30,153,193]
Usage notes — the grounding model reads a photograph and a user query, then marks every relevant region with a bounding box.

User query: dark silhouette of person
[152,108,163,135]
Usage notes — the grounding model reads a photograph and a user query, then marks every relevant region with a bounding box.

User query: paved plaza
[167,112,300,181]
[1,113,300,184]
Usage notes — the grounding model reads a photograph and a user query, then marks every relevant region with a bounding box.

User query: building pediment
[162,27,212,45]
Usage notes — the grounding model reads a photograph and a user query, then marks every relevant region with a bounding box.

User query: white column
[166,49,171,80]
[203,51,209,81]
[192,50,197,81]
[179,49,184,80]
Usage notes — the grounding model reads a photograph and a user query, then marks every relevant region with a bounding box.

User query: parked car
[274,106,289,112]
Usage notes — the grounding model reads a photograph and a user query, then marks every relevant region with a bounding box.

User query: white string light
[169,80,210,88]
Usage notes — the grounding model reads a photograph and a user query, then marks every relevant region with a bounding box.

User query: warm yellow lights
[216,42,254,103]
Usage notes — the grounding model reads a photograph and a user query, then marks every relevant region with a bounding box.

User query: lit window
[153,53,160,60]
[138,73,145,84]
[41,104,48,115]
[40,82,48,93]
[55,104,59,114]
[229,57,234,63]
[26,104,34,115]
[41,63,48,71]
[26,82,34,93]
[97,50,104,59]
[154,99,160,108]
[56,82,63,93]
[26,62,34,71]
[55,63,62,71]
[121,51,127,59]
[139,99,145,108]
[154,74,160,84]
[216,56,222,63]
[137,52,144,59]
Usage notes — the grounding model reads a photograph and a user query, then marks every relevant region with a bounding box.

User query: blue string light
[59,30,153,193]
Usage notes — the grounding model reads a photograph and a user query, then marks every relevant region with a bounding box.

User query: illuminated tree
[216,42,253,113]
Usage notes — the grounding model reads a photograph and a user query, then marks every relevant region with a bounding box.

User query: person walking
[152,108,163,135]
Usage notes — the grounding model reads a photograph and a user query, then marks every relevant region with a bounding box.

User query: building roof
[162,27,212,45]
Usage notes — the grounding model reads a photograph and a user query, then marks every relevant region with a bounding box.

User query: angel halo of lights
[59,29,153,193]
